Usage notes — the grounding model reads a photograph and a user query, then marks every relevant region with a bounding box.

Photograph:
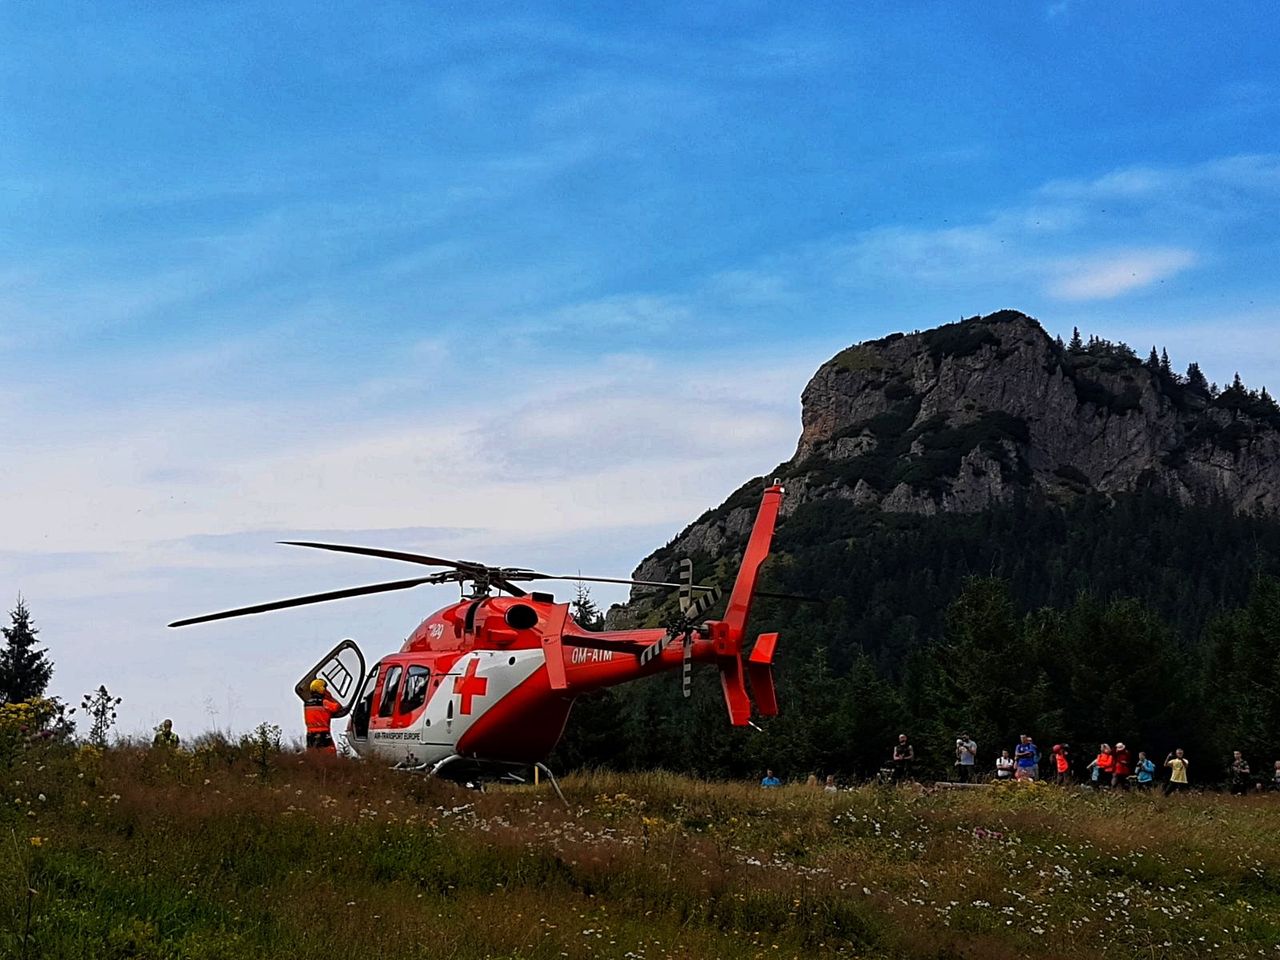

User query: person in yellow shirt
[1163,748,1190,795]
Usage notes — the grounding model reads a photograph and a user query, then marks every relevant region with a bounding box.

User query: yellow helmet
[309,678,327,694]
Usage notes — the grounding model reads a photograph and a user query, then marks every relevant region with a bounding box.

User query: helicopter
[169,483,789,788]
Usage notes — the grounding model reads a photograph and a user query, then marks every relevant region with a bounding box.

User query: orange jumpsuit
[304,694,341,751]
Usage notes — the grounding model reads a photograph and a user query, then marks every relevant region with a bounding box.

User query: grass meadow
[2,740,1279,959]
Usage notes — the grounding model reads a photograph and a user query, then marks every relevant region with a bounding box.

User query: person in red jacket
[1051,743,1071,785]
[1086,743,1114,787]
[304,678,342,752]
[1111,742,1133,789]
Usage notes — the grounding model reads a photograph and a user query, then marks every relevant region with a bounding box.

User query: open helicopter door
[294,639,367,719]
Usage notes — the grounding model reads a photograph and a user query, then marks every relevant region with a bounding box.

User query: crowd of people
[764,733,1280,794]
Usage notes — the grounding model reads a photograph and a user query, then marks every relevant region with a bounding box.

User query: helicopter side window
[377,665,403,718]
[350,667,379,740]
[399,665,430,714]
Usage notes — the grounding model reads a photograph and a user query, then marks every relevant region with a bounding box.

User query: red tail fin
[722,483,784,645]
[713,482,784,726]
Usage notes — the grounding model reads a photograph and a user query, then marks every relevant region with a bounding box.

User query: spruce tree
[1186,362,1210,394]
[1146,347,1160,372]
[1069,327,1083,351]
[571,582,604,631]
[1160,348,1172,377]
[0,596,53,705]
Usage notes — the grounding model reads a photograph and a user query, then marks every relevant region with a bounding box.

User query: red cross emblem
[453,658,488,715]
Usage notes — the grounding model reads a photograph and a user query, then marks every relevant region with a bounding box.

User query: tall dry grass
[2,739,1278,958]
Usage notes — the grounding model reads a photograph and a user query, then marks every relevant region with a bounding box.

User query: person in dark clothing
[892,734,915,783]
[1229,751,1251,795]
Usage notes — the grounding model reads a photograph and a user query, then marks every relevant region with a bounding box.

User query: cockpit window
[377,665,402,718]
[400,665,430,714]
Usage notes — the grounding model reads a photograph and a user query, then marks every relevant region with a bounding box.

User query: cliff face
[616,310,1280,618]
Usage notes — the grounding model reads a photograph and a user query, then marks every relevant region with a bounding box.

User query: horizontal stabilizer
[561,635,649,654]
[746,632,779,717]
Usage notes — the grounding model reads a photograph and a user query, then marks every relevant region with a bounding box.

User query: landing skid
[395,754,569,807]
[534,762,569,808]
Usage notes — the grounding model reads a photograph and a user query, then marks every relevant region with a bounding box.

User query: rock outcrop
[614,310,1280,622]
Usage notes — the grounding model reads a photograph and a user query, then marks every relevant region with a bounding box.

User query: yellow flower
[28,836,45,847]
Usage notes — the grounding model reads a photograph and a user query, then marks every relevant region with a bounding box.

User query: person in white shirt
[955,733,978,783]
[996,749,1015,781]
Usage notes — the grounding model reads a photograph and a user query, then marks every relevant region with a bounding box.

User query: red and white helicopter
[170,484,789,788]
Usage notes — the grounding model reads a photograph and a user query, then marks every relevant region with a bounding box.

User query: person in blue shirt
[1135,751,1156,789]
[760,768,781,788]
[1014,734,1040,781]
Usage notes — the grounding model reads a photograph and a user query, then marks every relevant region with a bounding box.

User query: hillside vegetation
[586,312,1280,782]
[4,742,1280,959]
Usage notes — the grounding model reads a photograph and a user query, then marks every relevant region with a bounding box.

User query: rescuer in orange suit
[304,678,341,752]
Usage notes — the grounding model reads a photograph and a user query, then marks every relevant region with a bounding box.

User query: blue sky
[2,2,1278,738]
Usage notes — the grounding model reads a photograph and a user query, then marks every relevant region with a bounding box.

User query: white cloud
[1047,248,1197,301]
[7,151,1279,741]
[812,156,1280,303]
[4,340,812,738]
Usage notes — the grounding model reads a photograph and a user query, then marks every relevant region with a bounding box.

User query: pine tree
[1146,347,1160,372]
[571,582,604,631]
[1225,372,1247,400]
[1186,362,1209,394]
[0,596,53,705]
[1160,348,1172,377]
[1069,327,1083,351]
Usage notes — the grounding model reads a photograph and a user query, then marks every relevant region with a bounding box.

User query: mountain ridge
[622,312,1280,593]
[611,310,1280,625]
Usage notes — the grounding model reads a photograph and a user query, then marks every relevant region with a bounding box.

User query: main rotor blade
[278,541,483,570]
[168,574,444,627]
[519,573,719,592]
[518,574,815,602]
[755,590,823,604]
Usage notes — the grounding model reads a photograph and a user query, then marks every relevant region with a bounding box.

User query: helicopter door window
[399,665,430,715]
[377,665,403,718]
[351,667,379,740]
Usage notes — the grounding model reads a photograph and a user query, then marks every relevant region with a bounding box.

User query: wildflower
[28,836,45,847]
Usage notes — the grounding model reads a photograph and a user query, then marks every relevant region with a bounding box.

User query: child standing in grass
[1086,743,1113,787]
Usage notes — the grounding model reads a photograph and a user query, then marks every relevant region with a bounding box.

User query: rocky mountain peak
[615,310,1280,620]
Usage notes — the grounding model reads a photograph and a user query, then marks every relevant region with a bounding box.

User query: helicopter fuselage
[334,594,725,767]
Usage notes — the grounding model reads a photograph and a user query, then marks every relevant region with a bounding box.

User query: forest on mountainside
[555,492,1280,784]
